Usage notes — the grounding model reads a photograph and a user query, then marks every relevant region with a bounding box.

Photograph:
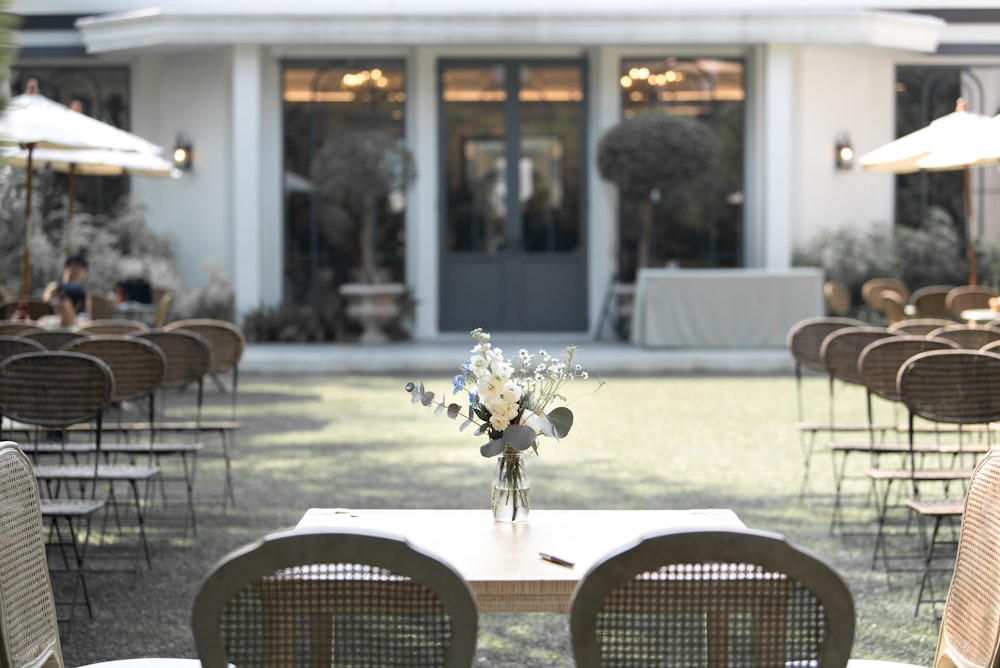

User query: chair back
[887,318,956,336]
[824,281,851,316]
[165,319,245,376]
[0,442,63,668]
[154,291,173,328]
[191,527,478,668]
[87,293,114,320]
[927,324,1000,350]
[909,285,954,319]
[569,527,855,668]
[78,319,149,335]
[899,350,1000,427]
[63,336,165,405]
[787,317,862,375]
[21,329,91,351]
[880,290,907,324]
[135,330,211,390]
[0,336,45,365]
[0,351,113,433]
[932,446,1000,668]
[862,277,909,310]
[820,326,895,387]
[0,321,43,337]
[858,335,958,403]
[946,285,998,319]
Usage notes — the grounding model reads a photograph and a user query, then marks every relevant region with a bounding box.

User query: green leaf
[547,407,574,438]
[480,439,505,457]
[479,424,537,457]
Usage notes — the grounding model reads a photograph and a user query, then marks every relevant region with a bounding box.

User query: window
[616,57,745,278]
[282,60,406,303]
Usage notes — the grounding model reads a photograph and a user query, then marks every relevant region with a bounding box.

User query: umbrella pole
[964,166,977,287]
[66,164,77,255]
[20,144,35,303]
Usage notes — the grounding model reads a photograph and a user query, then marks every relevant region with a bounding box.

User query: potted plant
[310,129,417,343]
[597,113,718,273]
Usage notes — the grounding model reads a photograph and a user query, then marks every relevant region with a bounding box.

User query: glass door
[439,60,587,332]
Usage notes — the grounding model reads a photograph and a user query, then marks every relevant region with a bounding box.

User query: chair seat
[22,442,203,455]
[39,497,106,516]
[68,420,240,433]
[905,498,965,517]
[866,468,970,482]
[33,463,161,481]
[828,441,956,454]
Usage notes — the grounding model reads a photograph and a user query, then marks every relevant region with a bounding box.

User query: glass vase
[491,447,530,522]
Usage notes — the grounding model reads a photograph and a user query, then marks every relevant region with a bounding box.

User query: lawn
[56,371,949,667]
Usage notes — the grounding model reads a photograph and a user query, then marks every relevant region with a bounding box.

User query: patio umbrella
[859,98,1000,286]
[0,79,165,301]
[1,146,180,254]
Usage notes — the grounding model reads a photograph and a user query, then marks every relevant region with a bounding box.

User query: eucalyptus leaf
[433,404,444,416]
[420,391,434,407]
[547,406,574,438]
[460,419,472,432]
[447,403,461,419]
[480,439,505,457]
[503,424,537,450]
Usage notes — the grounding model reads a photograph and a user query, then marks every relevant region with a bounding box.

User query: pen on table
[539,552,574,568]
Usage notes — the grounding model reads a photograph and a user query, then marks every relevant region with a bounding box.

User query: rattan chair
[0,335,45,363]
[77,319,149,335]
[880,290,908,324]
[862,277,909,311]
[850,446,1000,668]
[191,526,478,668]
[0,320,44,336]
[926,324,1000,350]
[0,352,161,571]
[87,293,115,321]
[164,319,246,418]
[945,285,997,319]
[827,335,959,533]
[908,285,954,320]
[824,280,851,316]
[785,317,864,493]
[569,527,855,668]
[870,350,1000,577]
[63,336,202,534]
[0,441,200,668]
[22,329,92,350]
[0,300,53,320]
[886,318,956,336]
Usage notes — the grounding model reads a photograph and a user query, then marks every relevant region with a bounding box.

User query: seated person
[43,254,90,314]
[39,281,87,329]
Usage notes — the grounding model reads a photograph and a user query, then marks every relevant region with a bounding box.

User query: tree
[597,113,718,270]
[310,129,417,284]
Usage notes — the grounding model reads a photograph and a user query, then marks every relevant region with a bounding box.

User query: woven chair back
[78,319,149,335]
[909,285,954,319]
[880,290,908,324]
[823,281,851,316]
[165,319,245,375]
[927,324,1000,350]
[569,527,855,668]
[858,336,958,403]
[87,293,115,320]
[0,301,53,320]
[786,317,863,374]
[946,285,998,319]
[886,318,956,336]
[0,352,113,430]
[0,321,43,337]
[64,336,165,404]
[0,442,63,668]
[0,336,45,366]
[934,446,1000,668]
[134,330,211,390]
[899,350,1000,426]
[820,327,895,387]
[21,329,91,350]
[862,278,909,310]
[191,527,478,668]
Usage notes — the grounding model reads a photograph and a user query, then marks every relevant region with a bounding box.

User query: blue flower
[452,374,464,394]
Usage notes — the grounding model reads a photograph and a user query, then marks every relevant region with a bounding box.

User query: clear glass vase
[491,447,530,522]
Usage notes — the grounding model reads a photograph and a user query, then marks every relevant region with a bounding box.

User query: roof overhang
[73,7,945,54]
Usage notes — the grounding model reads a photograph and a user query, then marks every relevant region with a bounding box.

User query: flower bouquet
[406,328,602,522]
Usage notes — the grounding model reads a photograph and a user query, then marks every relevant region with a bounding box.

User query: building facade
[10,2,1000,338]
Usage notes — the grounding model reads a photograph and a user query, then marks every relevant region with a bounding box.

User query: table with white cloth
[630,267,824,348]
[296,508,745,613]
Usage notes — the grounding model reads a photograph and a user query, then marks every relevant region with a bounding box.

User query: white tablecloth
[630,268,824,348]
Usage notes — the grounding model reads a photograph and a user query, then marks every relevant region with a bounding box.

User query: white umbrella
[0,79,165,301]
[1,146,180,255]
[859,99,1000,286]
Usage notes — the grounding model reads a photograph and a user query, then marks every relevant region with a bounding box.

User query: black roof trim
[912,9,1000,23]
[937,43,1000,56]
[17,45,88,58]
[17,15,86,30]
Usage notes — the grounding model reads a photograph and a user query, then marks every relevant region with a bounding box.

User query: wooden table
[296,508,745,613]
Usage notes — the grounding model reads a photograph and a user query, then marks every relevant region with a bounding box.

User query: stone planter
[338,282,406,344]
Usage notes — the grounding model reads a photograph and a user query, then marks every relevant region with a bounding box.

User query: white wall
[131,48,232,292]
[793,46,896,247]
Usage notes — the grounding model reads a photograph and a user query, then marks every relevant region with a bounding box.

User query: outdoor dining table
[296,507,746,612]
[960,308,1000,324]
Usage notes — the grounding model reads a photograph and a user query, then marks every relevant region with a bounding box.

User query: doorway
[439,60,587,332]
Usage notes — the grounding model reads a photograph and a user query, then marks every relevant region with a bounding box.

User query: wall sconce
[835,135,854,170]
[172,134,192,171]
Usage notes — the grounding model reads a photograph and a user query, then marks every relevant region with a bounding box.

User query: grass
[56,371,952,666]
